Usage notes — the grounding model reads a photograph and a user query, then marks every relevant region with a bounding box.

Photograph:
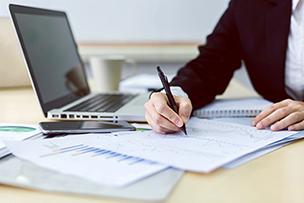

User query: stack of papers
[0,156,182,201]
[213,117,304,168]
[5,137,168,187]
[6,118,300,175]
[76,118,299,172]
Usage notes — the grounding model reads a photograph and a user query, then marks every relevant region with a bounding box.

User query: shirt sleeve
[170,0,242,109]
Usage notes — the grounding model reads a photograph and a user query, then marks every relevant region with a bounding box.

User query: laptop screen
[10,5,90,115]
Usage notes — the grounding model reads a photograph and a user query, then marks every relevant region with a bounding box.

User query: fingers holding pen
[151,93,184,127]
[145,110,177,134]
[176,96,192,123]
[144,93,181,133]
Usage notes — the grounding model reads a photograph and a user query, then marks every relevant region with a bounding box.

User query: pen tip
[182,126,187,135]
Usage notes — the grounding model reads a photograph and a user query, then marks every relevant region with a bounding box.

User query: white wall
[0,0,229,42]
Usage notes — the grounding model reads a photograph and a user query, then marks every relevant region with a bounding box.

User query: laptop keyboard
[65,94,136,113]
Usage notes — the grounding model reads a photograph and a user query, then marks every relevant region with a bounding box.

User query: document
[0,140,9,158]
[224,131,304,168]
[60,118,297,173]
[0,156,183,201]
[0,123,41,158]
[5,136,167,187]
[6,118,299,175]
[212,117,304,169]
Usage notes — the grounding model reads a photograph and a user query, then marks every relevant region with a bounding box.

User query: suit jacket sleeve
[170,0,242,109]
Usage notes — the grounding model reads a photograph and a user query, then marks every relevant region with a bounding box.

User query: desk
[0,88,304,203]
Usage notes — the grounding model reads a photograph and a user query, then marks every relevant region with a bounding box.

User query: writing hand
[144,92,192,134]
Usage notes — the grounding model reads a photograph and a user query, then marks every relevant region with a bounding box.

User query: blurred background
[0,0,255,96]
[0,0,228,42]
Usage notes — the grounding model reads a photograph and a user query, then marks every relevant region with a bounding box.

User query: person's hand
[144,92,192,134]
[253,99,304,131]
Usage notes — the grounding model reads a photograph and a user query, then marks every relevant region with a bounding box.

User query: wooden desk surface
[0,88,303,203]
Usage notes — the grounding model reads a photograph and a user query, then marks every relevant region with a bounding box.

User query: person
[145,0,304,134]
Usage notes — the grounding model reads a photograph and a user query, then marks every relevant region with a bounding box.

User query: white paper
[120,74,174,93]
[131,123,152,130]
[0,140,5,149]
[0,123,41,159]
[71,118,297,173]
[0,140,9,158]
[224,131,304,168]
[224,144,284,168]
[5,135,168,187]
[210,117,304,168]
[0,123,41,141]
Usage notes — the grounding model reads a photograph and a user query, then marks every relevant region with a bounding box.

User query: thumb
[176,97,192,123]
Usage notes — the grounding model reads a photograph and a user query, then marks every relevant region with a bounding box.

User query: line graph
[6,137,168,187]
[41,142,156,166]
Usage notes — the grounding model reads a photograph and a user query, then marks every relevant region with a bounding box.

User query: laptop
[9,4,148,122]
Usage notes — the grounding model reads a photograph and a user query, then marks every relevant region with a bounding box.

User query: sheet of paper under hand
[70,118,297,173]
[5,136,168,187]
[211,117,304,169]
[224,131,304,168]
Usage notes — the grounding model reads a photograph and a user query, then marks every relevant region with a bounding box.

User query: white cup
[89,55,126,93]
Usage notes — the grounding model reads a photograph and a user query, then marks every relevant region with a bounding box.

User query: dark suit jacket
[170,0,293,109]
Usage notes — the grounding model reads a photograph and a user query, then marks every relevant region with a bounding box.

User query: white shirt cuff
[161,86,189,98]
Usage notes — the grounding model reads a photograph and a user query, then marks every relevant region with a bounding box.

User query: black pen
[157,66,187,135]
